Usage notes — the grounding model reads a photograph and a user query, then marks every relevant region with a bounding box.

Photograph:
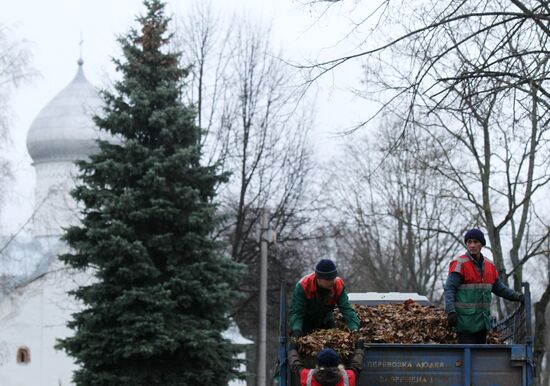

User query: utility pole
[257,209,275,386]
[546,231,550,386]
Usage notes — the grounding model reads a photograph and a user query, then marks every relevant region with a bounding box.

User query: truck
[277,282,535,386]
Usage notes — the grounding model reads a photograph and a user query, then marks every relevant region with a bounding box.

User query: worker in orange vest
[444,228,523,344]
[287,340,364,386]
[289,259,360,338]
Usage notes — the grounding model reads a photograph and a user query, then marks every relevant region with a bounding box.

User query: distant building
[0,60,251,385]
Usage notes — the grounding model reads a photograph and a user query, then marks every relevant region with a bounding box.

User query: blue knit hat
[316,348,339,367]
[315,259,337,279]
[464,228,486,246]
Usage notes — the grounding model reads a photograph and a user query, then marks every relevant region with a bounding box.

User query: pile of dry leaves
[297,329,355,362]
[296,300,502,360]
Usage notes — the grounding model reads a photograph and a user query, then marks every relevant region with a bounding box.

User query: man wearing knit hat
[289,259,360,337]
[287,341,365,386]
[444,228,524,344]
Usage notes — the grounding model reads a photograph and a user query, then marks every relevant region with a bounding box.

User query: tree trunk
[534,285,550,385]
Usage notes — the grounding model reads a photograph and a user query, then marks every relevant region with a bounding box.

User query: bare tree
[175,1,235,167]
[178,6,316,270]
[384,8,550,379]
[323,117,463,303]
[219,21,316,383]
[0,24,35,280]
[300,1,550,377]
[0,25,34,218]
[0,25,34,138]
[175,5,318,383]
[302,0,550,102]
[533,238,550,382]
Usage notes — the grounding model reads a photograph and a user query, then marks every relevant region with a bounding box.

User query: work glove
[355,340,364,350]
[288,342,298,351]
[518,294,525,304]
[447,312,458,327]
[289,329,302,344]
[291,329,303,338]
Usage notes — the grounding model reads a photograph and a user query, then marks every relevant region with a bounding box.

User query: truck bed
[359,343,530,386]
[278,283,534,386]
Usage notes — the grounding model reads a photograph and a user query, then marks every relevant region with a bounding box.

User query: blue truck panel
[277,282,534,386]
[360,344,528,386]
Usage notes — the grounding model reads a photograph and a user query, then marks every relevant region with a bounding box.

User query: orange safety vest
[449,254,499,332]
[299,368,356,386]
[449,254,498,285]
[299,272,344,304]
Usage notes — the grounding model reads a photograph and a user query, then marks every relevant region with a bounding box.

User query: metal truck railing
[494,282,532,344]
[276,281,289,386]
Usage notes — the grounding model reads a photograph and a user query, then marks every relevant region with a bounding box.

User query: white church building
[0,60,251,386]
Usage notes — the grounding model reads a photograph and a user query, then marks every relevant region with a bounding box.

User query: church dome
[26,60,105,164]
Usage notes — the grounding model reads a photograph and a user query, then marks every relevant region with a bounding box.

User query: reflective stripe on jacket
[449,254,498,333]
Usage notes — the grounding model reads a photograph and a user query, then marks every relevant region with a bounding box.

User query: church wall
[0,258,87,386]
[41,260,83,386]
[33,161,80,237]
[0,278,49,386]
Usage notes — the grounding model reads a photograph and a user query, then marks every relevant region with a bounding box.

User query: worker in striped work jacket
[444,228,524,344]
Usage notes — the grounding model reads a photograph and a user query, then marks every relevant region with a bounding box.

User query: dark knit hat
[315,259,337,279]
[464,228,486,246]
[316,348,339,367]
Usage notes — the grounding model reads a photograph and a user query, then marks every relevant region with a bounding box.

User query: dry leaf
[296,301,503,360]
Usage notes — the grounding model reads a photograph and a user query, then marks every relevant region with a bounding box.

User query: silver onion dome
[26,60,104,165]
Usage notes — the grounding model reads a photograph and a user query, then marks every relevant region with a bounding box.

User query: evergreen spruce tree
[57,1,243,385]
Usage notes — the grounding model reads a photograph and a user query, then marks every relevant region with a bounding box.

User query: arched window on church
[16,347,31,364]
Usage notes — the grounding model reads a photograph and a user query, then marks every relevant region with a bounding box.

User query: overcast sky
[2,0,374,233]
